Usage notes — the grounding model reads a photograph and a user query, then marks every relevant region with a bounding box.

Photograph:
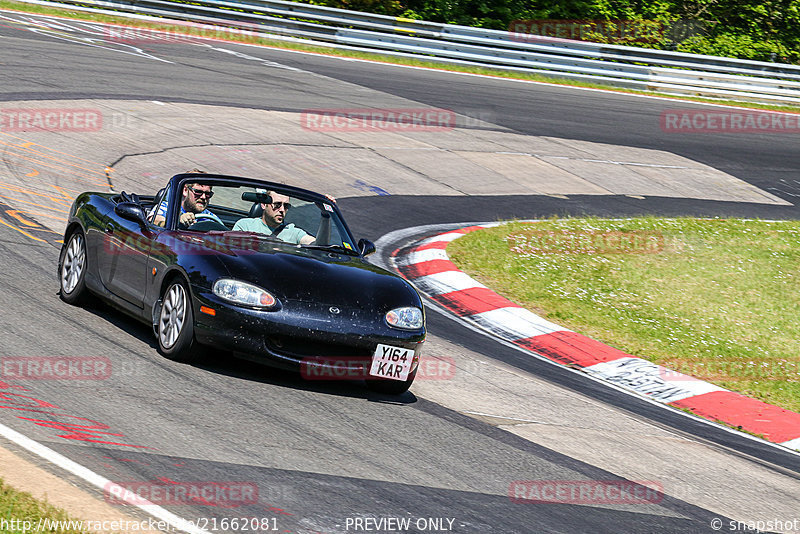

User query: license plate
[369,344,414,381]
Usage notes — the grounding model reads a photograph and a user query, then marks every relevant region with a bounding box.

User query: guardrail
[14,0,800,104]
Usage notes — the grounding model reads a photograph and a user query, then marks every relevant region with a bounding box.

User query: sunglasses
[188,187,214,199]
[269,202,291,211]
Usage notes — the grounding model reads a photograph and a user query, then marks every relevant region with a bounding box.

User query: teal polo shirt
[232,217,310,244]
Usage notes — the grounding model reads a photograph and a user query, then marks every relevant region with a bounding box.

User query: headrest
[249,202,264,219]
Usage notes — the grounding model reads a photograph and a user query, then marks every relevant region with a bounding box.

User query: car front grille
[264,335,372,360]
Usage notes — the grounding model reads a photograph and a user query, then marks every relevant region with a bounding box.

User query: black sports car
[58,173,425,394]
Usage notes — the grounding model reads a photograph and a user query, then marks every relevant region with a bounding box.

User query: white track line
[0,422,211,534]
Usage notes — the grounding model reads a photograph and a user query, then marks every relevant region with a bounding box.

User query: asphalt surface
[0,10,798,534]
[0,221,731,533]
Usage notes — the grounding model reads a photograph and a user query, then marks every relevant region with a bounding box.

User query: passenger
[233,191,315,245]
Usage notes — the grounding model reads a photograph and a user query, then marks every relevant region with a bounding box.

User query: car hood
[194,233,419,308]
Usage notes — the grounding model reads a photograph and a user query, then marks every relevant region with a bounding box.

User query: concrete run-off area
[0,99,787,225]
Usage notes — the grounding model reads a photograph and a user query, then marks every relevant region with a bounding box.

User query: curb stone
[391,223,800,452]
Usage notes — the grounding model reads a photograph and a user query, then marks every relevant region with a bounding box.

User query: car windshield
[163,182,358,253]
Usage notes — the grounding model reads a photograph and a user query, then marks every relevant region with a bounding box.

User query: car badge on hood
[329,306,341,315]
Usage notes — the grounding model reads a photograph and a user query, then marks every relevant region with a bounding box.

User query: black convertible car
[58,173,425,393]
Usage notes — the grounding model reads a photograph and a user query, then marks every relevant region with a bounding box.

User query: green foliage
[678,33,797,63]
[0,479,89,534]
[294,0,800,63]
[308,0,405,16]
[402,0,536,30]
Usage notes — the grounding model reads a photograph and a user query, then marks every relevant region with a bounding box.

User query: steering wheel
[186,213,227,232]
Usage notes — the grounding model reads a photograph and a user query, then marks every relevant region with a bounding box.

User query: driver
[153,179,223,228]
[233,191,315,245]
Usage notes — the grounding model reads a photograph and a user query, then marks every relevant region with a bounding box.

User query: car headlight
[385,307,423,330]
[213,279,276,308]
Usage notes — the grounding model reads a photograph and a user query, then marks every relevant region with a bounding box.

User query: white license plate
[369,344,414,381]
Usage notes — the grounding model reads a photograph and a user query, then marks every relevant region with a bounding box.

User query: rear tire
[157,278,199,362]
[59,229,88,305]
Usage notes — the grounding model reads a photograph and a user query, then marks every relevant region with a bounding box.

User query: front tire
[59,229,88,305]
[157,278,198,362]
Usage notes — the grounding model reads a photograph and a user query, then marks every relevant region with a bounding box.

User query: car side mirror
[358,238,376,257]
[115,202,147,227]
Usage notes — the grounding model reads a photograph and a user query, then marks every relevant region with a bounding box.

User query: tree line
[303,0,800,63]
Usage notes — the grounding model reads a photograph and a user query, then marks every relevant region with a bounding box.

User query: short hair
[182,169,209,191]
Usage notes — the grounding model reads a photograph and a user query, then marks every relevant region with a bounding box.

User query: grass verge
[1,0,799,113]
[447,217,800,413]
[0,478,90,533]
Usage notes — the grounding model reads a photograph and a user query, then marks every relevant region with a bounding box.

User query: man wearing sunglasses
[153,180,223,228]
[233,190,314,245]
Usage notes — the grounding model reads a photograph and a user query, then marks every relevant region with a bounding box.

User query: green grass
[448,217,800,413]
[0,478,90,533]
[2,0,800,113]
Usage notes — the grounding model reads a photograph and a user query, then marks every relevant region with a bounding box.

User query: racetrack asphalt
[0,9,799,534]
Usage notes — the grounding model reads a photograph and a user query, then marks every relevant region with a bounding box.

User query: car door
[97,207,154,309]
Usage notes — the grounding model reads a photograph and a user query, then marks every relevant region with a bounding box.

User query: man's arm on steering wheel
[180,211,223,229]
